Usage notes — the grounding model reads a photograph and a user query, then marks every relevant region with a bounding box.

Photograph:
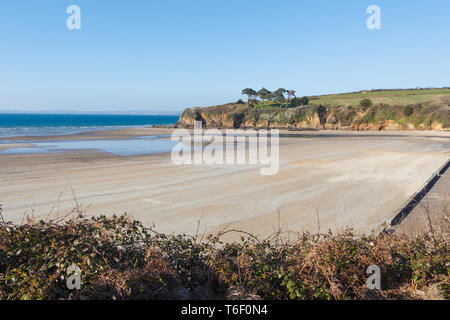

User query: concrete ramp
[392,158,450,236]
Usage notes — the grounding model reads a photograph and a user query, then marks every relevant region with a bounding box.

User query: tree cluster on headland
[241,88,309,109]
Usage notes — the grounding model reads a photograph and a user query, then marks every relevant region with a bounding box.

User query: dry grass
[0,204,448,300]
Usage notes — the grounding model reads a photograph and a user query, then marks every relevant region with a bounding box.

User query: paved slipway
[392,158,450,236]
[0,128,449,242]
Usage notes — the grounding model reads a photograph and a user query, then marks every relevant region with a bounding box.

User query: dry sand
[0,128,449,241]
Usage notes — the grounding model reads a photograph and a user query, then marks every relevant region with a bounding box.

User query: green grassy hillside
[311,88,450,107]
[177,88,450,131]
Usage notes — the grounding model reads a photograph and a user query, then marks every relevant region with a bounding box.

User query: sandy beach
[1,128,449,241]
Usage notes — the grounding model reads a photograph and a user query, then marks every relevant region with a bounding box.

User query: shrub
[226,111,245,128]
[0,208,448,300]
[359,99,373,109]
[403,106,414,117]
[291,97,309,107]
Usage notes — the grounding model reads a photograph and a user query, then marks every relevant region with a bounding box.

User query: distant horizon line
[0,111,181,116]
[1,86,448,116]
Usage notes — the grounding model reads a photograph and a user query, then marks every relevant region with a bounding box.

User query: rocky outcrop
[178,104,240,128]
[176,103,450,131]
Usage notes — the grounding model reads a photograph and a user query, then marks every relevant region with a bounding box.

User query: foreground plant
[0,207,448,300]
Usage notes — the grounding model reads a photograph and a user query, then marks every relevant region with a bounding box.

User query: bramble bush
[0,205,448,300]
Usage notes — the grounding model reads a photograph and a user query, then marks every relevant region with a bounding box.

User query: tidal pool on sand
[0,136,179,156]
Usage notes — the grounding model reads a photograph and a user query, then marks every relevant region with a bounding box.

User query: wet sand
[0,127,175,142]
[0,143,34,151]
[0,128,449,241]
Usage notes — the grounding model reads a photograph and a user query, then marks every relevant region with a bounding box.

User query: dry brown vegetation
[0,205,448,300]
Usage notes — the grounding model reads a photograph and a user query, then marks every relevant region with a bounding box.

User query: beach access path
[393,158,450,236]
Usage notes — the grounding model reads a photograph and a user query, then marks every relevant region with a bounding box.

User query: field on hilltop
[311,88,450,106]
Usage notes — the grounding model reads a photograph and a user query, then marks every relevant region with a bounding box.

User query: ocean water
[0,113,180,156]
[0,113,179,138]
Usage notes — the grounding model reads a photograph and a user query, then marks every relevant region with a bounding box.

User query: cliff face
[177,103,450,131]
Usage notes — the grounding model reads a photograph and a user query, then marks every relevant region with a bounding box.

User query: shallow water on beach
[0,135,179,156]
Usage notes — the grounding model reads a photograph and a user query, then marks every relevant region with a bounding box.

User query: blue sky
[0,0,449,114]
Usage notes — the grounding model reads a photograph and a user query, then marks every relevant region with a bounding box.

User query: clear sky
[1,0,449,114]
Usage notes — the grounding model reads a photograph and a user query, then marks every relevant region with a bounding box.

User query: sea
[0,113,181,156]
[0,113,179,138]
